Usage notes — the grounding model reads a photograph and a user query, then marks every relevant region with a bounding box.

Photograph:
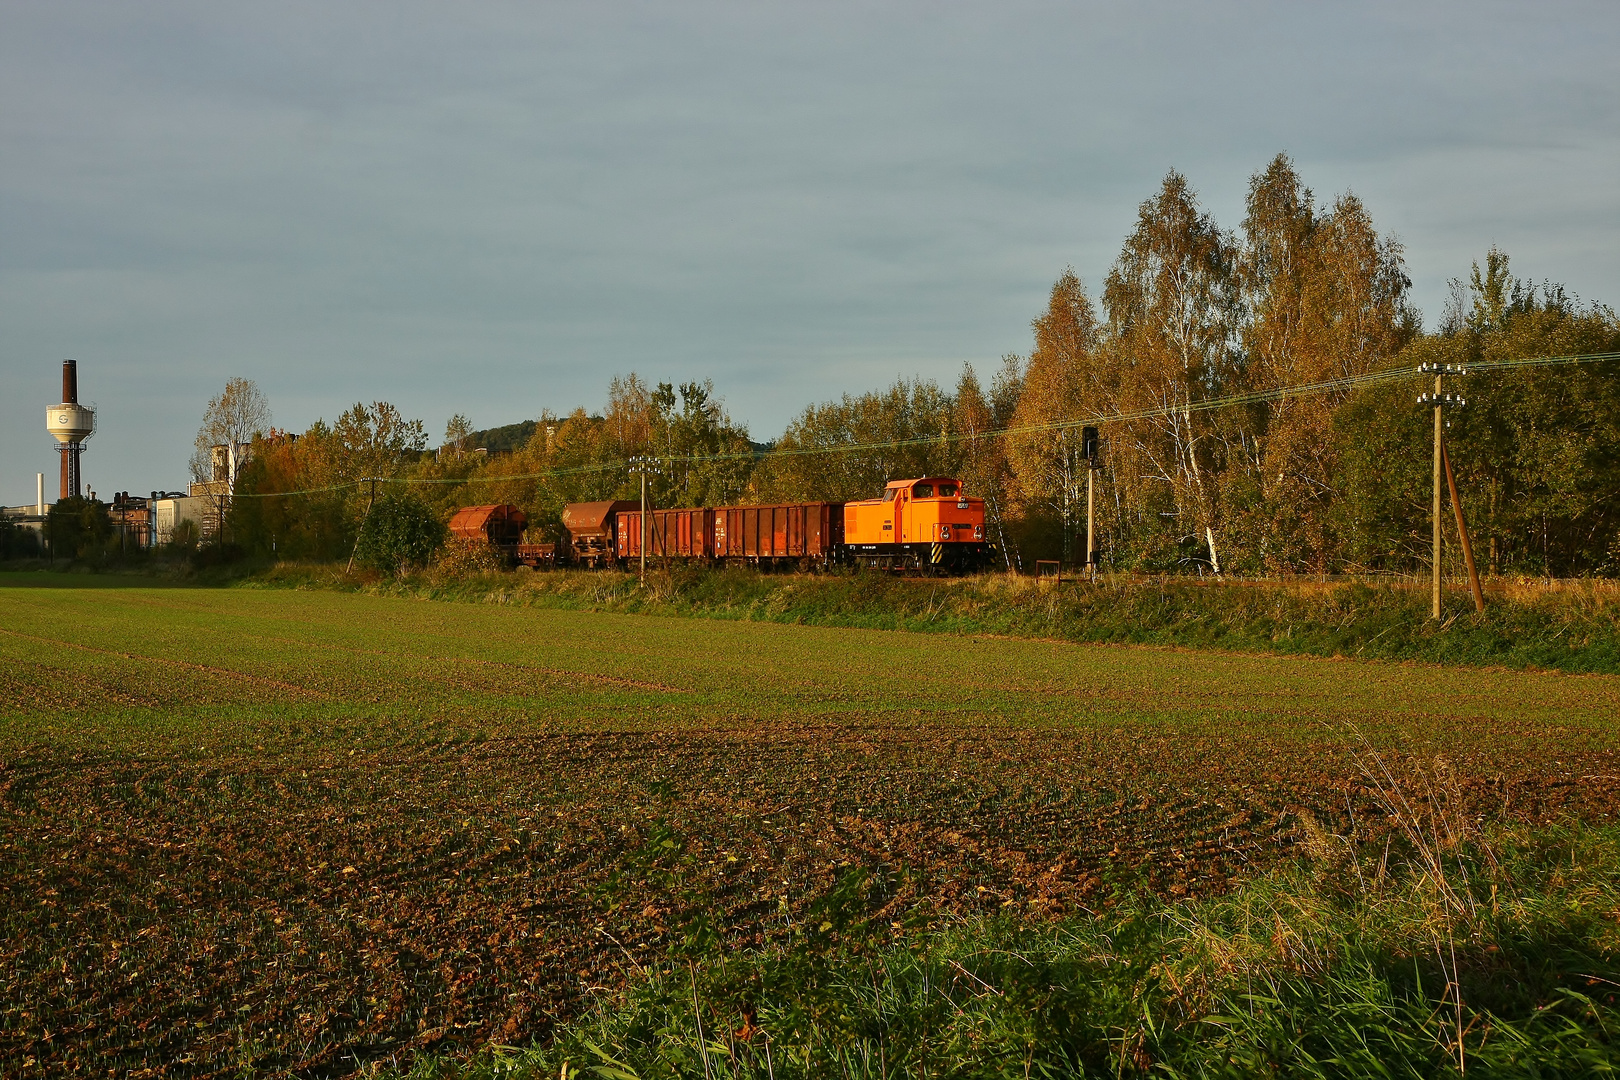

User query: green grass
[245,561,1620,675]
[5,575,1619,753]
[2,579,1618,1076]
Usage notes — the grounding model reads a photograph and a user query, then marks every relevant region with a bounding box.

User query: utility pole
[1418,363,1469,619]
[1432,368,1441,618]
[628,456,658,585]
[345,476,381,574]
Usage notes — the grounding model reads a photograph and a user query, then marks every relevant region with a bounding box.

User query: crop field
[2,578,1619,1076]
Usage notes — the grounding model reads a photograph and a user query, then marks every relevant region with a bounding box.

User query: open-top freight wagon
[615,502,845,567]
[450,476,994,574]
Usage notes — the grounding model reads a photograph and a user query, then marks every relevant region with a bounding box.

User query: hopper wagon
[446,504,543,566]
[561,500,638,568]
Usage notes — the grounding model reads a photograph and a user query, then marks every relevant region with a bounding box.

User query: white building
[154,495,211,545]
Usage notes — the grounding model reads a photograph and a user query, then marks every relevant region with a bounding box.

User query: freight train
[448,476,993,573]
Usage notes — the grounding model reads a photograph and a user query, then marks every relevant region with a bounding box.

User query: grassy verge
[244,562,1620,674]
[394,821,1620,1079]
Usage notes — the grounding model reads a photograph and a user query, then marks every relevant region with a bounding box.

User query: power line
[226,348,1620,499]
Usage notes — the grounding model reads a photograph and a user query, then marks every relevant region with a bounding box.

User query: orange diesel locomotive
[840,477,991,572]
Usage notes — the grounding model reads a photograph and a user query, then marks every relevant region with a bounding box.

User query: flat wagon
[514,542,556,568]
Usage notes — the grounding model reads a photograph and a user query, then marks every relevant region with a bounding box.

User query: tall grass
[380,811,1620,1080]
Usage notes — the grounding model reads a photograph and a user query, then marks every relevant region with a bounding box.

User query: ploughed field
[2,580,1617,1077]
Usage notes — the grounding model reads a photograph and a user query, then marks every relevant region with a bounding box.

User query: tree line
[223,154,1619,577]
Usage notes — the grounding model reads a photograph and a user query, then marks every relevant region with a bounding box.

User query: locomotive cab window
[912,483,934,498]
[884,489,897,502]
[937,483,957,497]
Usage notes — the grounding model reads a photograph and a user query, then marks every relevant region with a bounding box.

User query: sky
[3,1,1617,506]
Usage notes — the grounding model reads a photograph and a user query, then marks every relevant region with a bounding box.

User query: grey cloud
[2,0,1616,502]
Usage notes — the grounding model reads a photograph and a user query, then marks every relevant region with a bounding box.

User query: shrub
[353,492,446,576]
[431,537,509,579]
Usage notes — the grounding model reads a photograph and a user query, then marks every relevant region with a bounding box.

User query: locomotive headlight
[974,525,983,539]
[940,526,952,540]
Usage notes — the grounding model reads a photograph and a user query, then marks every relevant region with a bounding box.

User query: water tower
[45,359,95,500]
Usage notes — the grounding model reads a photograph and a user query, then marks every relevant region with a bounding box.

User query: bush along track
[391,819,1620,1080]
[246,564,1620,675]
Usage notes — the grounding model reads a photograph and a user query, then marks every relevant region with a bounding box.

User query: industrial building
[3,359,248,557]
[1,475,49,546]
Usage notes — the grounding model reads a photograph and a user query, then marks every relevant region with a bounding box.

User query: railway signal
[1082,426,1102,580]
[1417,362,1484,616]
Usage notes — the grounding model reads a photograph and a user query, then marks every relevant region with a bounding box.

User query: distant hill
[466,420,537,453]
[464,419,773,456]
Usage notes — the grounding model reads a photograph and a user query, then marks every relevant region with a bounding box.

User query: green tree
[759,377,957,502]
[332,402,429,485]
[1334,253,1620,576]
[46,497,111,561]
[443,413,473,457]
[1005,270,1105,564]
[0,517,42,560]
[353,492,446,575]
[228,430,354,561]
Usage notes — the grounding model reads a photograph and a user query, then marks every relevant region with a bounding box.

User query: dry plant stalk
[1349,727,1503,1075]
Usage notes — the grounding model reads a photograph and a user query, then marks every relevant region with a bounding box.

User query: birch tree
[191,377,271,541]
[1238,155,1414,570]
[1103,172,1241,571]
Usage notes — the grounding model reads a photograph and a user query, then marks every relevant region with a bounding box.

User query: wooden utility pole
[629,456,657,585]
[1432,369,1443,619]
[345,476,380,574]
[1418,362,1470,619]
